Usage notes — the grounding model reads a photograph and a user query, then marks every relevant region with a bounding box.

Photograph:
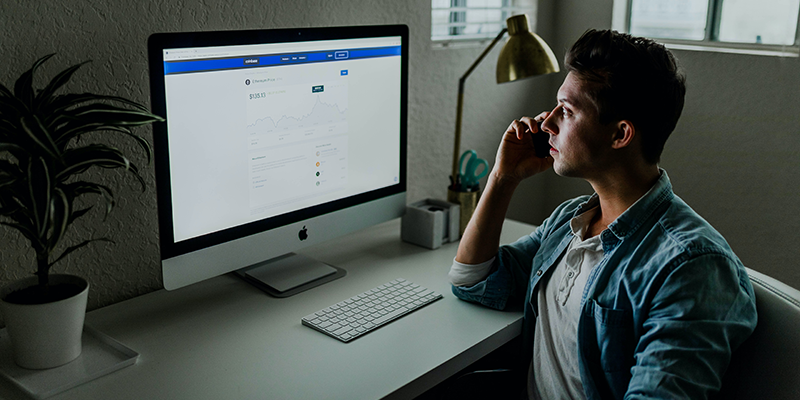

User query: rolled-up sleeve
[451,226,546,310]
[449,257,496,287]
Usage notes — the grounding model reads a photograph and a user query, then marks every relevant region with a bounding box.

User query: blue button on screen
[341,70,348,76]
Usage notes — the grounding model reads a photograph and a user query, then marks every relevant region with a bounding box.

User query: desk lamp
[448,14,559,234]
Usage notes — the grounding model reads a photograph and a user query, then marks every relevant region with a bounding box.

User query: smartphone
[532,121,552,158]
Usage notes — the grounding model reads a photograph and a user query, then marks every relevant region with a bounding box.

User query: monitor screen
[148,25,408,295]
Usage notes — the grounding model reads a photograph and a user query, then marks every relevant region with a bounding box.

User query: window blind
[431,0,533,42]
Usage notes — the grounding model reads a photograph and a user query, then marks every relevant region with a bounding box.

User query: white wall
[0,0,555,309]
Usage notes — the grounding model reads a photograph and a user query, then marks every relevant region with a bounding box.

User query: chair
[717,268,800,399]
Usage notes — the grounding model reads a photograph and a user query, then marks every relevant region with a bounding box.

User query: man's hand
[493,114,554,184]
[455,114,554,265]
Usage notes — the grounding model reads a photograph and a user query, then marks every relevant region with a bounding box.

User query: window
[613,0,800,55]
[431,0,535,43]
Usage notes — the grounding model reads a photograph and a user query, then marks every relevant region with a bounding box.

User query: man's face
[541,72,616,179]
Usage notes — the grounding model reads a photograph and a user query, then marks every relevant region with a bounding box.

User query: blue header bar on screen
[164,46,401,75]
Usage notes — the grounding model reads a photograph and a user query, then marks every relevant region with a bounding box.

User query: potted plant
[0,54,163,369]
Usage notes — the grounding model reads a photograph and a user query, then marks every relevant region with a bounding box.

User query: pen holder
[401,199,460,249]
[447,187,479,237]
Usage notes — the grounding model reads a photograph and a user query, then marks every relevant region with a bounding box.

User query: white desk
[0,219,533,400]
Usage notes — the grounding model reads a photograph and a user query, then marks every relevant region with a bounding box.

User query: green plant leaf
[66,103,165,126]
[57,145,147,191]
[0,89,26,117]
[53,125,152,165]
[49,237,114,267]
[57,143,129,178]
[47,187,70,252]
[27,156,51,238]
[0,142,24,154]
[0,200,23,220]
[0,117,21,138]
[2,54,161,277]
[63,181,115,220]
[51,122,129,149]
[100,127,153,165]
[0,221,42,251]
[14,54,55,108]
[0,157,22,171]
[47,93,152,115]
[0,175,18,191]
[20,115,61,160]
[115,159,146,192]
[0,81,14,99]
[52,106,162,152]
[34,61,90,112]
[0,141,27,165]
[67,207,93,224]
[0,179,26,217]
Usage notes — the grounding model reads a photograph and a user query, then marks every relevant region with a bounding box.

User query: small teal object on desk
[457,149,488,191]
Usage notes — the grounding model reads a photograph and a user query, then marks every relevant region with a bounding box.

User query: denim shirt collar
[572,169,674,251]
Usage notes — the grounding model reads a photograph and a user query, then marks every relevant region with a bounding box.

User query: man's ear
[611,120,636,150]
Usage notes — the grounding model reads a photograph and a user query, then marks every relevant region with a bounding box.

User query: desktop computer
[148,25,408,297]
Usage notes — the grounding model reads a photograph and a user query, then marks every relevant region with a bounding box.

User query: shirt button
[568,271,574,277]
[536,270,543,276]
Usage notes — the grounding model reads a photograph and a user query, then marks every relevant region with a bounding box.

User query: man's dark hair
[565,29,686,164]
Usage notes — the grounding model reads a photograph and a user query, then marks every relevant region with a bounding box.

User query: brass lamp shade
[496,15,559,83]
[450,14,560,197]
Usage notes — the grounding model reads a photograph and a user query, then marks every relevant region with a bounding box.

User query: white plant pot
[0,274,89,370]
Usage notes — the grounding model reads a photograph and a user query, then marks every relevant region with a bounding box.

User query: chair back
[718,268,800,399]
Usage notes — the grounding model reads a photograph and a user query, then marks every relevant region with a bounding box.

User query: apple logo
[298,225,308,241]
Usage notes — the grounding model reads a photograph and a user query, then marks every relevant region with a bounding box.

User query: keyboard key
[333,325,353,336]
[372,307,409,325]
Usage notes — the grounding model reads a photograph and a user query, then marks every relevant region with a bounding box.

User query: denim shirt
[452,171,757,399]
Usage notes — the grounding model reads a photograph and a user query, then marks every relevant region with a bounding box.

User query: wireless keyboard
[301,279,443,342]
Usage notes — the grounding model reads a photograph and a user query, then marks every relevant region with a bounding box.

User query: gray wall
[0,0,554,310]
[535,0,800,289]
[1,0,797,311]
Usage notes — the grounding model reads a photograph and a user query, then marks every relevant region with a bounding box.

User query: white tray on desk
[0,325,138,399]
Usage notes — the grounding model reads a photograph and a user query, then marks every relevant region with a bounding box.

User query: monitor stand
[235,253,346,298]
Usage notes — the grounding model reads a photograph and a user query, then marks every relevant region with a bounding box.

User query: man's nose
[541,108,558,136]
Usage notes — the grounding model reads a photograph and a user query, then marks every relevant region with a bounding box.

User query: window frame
[612,0,800,57]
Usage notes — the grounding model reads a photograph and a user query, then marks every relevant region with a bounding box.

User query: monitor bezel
[148,25,408,262]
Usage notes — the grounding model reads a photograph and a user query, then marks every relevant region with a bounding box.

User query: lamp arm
[452,28,509,184]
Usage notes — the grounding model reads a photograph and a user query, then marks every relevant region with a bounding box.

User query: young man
[449,29,757,399]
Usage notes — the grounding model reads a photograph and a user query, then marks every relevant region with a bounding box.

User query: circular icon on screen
[245,79,251,85]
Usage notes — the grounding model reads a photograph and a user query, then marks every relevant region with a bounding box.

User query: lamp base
[447,187,480,238]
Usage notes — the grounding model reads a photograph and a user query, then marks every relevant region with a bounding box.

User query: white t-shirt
[448,207,603,400]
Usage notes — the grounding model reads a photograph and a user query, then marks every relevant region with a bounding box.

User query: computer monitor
[148,25,408,297]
